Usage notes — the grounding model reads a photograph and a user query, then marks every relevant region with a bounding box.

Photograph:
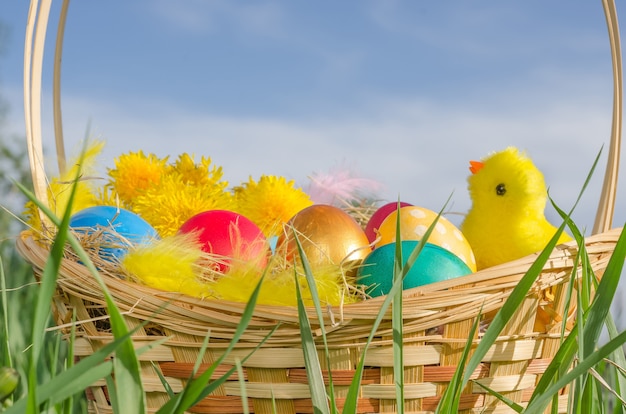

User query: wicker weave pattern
[16,227,623,413]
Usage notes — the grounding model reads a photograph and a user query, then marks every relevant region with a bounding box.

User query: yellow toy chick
[461,147,571,270]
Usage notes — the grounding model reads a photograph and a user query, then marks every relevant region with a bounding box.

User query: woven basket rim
[16,226,623,344]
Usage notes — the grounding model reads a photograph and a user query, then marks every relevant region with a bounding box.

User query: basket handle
[594,0,623,234]
[24,1,622,233]
[24,0,70,227]
[24,0,52,210]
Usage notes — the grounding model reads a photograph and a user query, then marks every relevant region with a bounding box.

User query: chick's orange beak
[469,160,484,174]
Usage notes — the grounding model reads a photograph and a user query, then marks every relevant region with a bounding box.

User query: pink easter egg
[178,210,268,273]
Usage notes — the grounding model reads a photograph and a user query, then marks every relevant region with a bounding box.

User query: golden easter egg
[375,205,477,272]
[277,204,371,266]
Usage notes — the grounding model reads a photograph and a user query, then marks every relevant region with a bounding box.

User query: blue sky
[1,1,624,236]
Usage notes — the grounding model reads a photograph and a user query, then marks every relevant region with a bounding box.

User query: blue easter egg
[69,206,158,261]
[268,235,279,253]
[356,240,472,297]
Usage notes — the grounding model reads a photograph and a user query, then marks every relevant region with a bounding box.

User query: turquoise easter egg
[356,240,472,297]
[70,206,158,261]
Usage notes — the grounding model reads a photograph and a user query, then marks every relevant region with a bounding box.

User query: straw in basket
[16,0,626,413]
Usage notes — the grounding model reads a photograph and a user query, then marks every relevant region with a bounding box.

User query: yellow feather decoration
[121,233,212,298]
[211,260,359,307]
[118,224,355,306]
[25,140,105,230]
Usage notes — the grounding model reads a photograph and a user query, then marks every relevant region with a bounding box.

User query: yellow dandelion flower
[172,153,227,188]
[132,172,234,237]
[108,151,168,204]
[234,175,313,238]
[96,185,121,207]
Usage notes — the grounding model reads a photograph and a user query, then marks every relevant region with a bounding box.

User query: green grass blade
[578,225,625,411]
[435,306,481,413]
[525,329,626,413]
[456,151,600,402]
[235,359,249,414]
[527,227,626,412]
[157,274,274,413]
[572,270,587,413]
[22,163,77,414]
[471,379,524,413]
[392,200,404,412]
[293,230,336,411]
[162,329,213,413]
[63,309,77,414]
[5,325,149,413]
[102,290,146,411]
[581,228,625,357]
[551,186,626,411]
[401,195,452,280]
[295,271,330,414]
[391,198,451,411]
[343,272,400,412]
[167,324,279,414]
[192,331,211,379]
[442,202,570,397]
[151,361,176,399]
[462,219,566,390]
[557,213,593,413]
[343,197,451,413]
[105,374,120,413]
[51,335,166,409]
[603,314,626,409]
[532,322,581,404]
[48,333,63,411]
[0,258,12,370]
[592,359,626,410]
[16,157,147,414]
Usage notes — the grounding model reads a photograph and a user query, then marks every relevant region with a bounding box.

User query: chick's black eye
[495,183,506,196]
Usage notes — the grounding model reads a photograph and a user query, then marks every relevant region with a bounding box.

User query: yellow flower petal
[108,151,168,204]
[234,175,313,237]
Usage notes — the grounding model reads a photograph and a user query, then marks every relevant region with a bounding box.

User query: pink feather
[306,166,384,206]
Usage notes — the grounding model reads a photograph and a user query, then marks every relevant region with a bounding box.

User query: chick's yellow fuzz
[461,147,572,270]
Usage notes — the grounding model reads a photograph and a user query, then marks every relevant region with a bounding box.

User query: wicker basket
[15,228,623,413]
[16,1,625,413]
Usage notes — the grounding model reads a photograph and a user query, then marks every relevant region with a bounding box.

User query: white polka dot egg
[374,205,477,272]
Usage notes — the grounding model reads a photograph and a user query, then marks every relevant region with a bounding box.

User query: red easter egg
[365,201,412,244]
[178,210,268,272]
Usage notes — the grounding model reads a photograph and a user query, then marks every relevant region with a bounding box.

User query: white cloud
[5,80,620,234]
[147,0,286,37]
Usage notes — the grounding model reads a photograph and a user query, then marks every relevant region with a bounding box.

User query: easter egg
[69,205,158,260]
[375,206,477,272]
[364,201,412,244]
[356,240,472,297]
[178,210,268,272]
[277,204,370,266]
